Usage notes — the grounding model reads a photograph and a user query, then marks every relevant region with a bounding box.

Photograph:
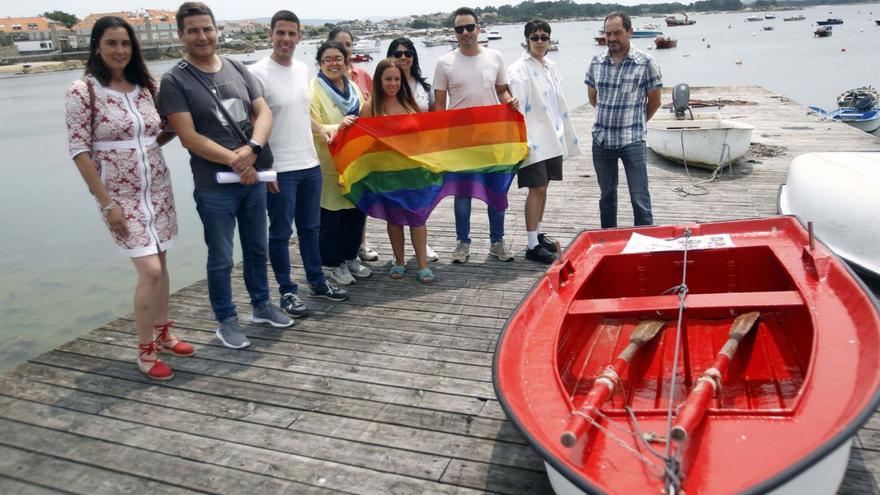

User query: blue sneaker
[309,282,348,302]
[280,293,307,318]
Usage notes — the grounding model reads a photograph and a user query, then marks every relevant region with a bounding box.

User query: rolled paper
[216,170,278,184]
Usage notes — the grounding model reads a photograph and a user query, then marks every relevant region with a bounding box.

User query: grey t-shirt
[159,57,264,190]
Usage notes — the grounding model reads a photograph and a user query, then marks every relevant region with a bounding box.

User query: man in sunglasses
[433,6,519,264]
[585,11,662,228]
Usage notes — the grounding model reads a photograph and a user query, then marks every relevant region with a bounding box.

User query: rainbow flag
[329,104,528,226]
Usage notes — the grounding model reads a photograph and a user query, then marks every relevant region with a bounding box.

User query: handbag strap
[177,59,249,145]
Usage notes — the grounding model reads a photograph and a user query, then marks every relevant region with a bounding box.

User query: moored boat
[495,216,880,494]
[654,36,677,49]
[765,14,776,19]
[763,25,775,30]
[665,13,696,26]
[594,36,607,45]
[816,18,844,25]
[778,152,880,278]
[814,26,833,37]
[875,20,880,26]
[784,14,806,21]
[350,53,372,63]
[421,37,446,47]
[632,29,664,38]
[487,30,502,40]
[647,112,754,169]
[746,15,763,22]
[352,38,380,54]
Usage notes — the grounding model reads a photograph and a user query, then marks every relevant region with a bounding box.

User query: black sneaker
[280,293,308,318]
[537,233,559,253]
[525,245,557,265]
[309,282,348,302]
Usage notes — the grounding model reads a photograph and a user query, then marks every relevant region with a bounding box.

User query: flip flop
[418,267,435,284]
[389,265,406,279]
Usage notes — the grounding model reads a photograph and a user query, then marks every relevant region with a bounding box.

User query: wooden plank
[0,417,332,494]
[0,400,483,495]
[439,459,553,495]
[0,378,451,481]
[567,291,803,315]
[27,352,525,444]
[0,445,200,495]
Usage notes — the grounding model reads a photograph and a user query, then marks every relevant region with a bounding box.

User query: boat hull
[545,440,852,495]
[647,113,754,169]
[778,152,880,278]
[495,217,880,494]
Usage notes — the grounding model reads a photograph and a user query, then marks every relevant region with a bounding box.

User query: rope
[662,229,691,493]
[577,407,663,476]
[672,128,733,198]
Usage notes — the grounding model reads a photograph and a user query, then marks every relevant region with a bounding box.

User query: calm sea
[1,3,878,372]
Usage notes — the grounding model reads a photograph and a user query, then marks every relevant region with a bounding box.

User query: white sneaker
[358,243,379,262]
[489,240,515,262]
[452,241,470,264]
[326,264,356,285]
[345,258,373,278]
[426,244,439,262]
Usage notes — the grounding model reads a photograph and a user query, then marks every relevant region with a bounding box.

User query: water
[1,3,878,373]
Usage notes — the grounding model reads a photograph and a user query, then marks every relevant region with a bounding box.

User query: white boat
[647,112,754,169]
[778,152,880,278]
[746,15,763,22]
[352,38,380,54]
[486,30,502,40]
[421,37,446,47]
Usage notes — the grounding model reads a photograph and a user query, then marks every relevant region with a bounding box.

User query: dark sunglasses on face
[392,50,415,58]
[454,24,477,34]
[529,34,551,42]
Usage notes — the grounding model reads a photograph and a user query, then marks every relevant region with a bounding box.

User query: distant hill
[223,17,393,26]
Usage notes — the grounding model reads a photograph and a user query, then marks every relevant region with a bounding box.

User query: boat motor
[672,83,694,120]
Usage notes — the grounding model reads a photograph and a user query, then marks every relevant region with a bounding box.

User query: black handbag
[177,59,274,170]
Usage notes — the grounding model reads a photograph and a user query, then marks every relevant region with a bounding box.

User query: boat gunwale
[492,216,880,495]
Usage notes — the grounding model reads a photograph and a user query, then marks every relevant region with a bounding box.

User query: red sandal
[138,342,174,381]
[153,321,195,357]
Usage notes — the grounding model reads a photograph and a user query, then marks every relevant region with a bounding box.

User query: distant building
[72,9,178,48]
[220,19,267,36]
[0,16,76,53]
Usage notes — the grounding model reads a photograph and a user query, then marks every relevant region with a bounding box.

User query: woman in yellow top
[311,41,371,286]
[361,59,434,283]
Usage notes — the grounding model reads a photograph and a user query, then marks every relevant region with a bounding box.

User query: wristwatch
[247,139,263,156]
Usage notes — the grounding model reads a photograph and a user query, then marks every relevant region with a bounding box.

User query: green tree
[42,10,79,28]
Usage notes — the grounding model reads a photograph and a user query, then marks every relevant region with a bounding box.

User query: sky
[5,0,663,22]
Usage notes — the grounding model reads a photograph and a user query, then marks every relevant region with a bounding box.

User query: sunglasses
[454,24,477,34]
[392,50,414,58]
[529,34,551,42]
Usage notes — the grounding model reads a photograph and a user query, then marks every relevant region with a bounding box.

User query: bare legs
[131,251,169,347]
[387,223,429,271]
[525,185,548,232]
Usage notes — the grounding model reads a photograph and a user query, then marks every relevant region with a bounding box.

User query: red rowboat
[654,36,678,49]
[495,217,880,494]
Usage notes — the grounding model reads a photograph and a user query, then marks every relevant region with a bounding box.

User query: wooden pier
[1,86,879,494]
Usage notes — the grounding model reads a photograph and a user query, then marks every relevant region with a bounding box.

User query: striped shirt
[584,48,662,148]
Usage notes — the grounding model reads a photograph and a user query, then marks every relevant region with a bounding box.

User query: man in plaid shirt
[585,11,662,228]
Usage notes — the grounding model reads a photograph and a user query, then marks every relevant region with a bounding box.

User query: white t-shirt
[410,79,431,113]
[249,57,319,172]
[433,48,507,110]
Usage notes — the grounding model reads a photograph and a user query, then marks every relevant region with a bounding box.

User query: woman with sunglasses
[507,19,581,265]
[361,59,435,283]
[65,16,193,381]
[311,41,372,286]
[386,38,440,262]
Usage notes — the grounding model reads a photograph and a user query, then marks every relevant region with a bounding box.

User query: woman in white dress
[65,16,194,381]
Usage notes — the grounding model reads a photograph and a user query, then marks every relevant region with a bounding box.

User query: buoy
[707,44,711,48]
[736,59,743,65]
[841,48,846,52]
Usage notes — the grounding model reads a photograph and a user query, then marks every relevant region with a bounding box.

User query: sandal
[389,264,406,279]
[418,267,436,284]
[138,342,174,381]
[154,321,195,357]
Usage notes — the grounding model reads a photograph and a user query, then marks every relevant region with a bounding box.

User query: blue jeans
[267,167,325,295]
[194,183,269,322]
[591,140,653,228]
[454,197,505,244]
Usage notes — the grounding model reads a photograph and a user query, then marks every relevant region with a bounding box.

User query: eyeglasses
[392,50,414,58]
[454,24,477,34]
[321,56,345,65]
[529,34,551,42]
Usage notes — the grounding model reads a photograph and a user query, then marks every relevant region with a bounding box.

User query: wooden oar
[561,319,665,447]
[670,311,761,443]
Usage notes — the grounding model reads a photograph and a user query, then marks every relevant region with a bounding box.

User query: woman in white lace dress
[65,16,193,380]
